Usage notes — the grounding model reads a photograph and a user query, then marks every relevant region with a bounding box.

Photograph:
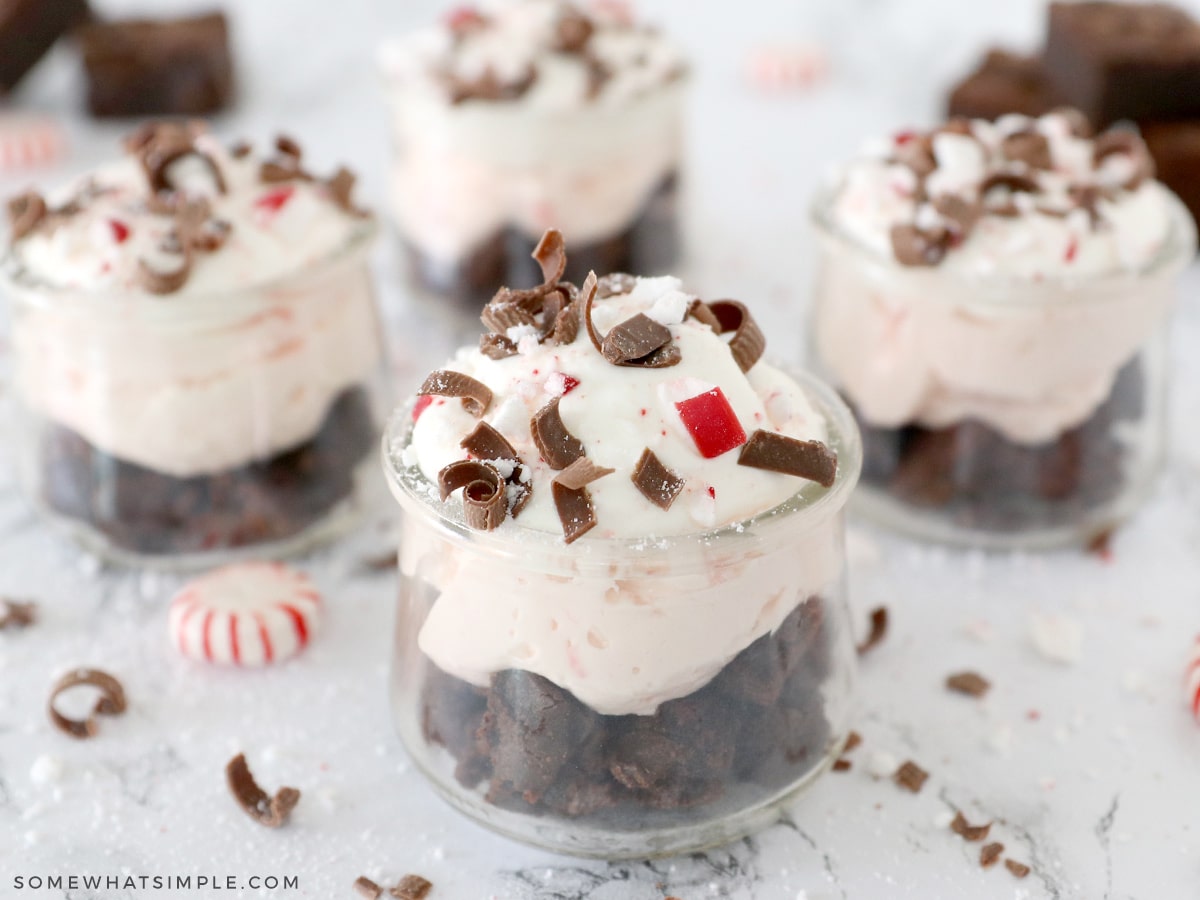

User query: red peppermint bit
[561,375,580,395]
[675,387,748,459]
[1064,237,1078,263]
[412,395,434,422]
[445,6,485,30]
[255,186,296,215]
[1026,709,1041,722]
[108,219,130,244]
[894,130,917,146]
[707,486,716,500]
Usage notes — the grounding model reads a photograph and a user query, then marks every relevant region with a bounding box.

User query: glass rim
[382,364,862,567]
[809,176,1197,306]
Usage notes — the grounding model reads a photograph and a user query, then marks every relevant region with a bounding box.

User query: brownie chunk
[1044,1,1200,126]
[78,12,234,117]
[947,49,1061,121]
[0,0,89,92]
[1141,121,1200,228]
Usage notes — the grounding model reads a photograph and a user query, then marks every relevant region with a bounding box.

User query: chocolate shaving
[460,421,518,462]
[980,842,1005,868]
[225,753,301,828]
[946,671,991,698]
[933,194,982,235]
[229,140,252,159]
[890,223,951,267]
[894,760,928,793]
[548,300,580,345]
[1093,129,1155,189]
[581,271,603,352]
[259,134,313,184]
[479,333,518,360]
[47,668,127,740]
[390,875,434,900]
[1069,184,1115,228]
[136,240,192,295]
[419,370,493,417]
[325,167,369,217]
[448,65,537,104]
[584,52,613,99]
[532,228,567,285]
[857,606,889,655]
[0,598,36,630]
[7,191,47,241]
[1002,131,1053,170]
[630,448,686,511]
[354,876,383,899]
[359,550,398,572]
[531,397,585,470]
[737,430,837,487]
[1004,859,1031,879]
[979,171,1040,197]
[275,134,302,158]
[687,299,722,330]
[128,121,227,195]
[552,482,596,544]
[552,9,594,53]
[950,811,992,842]
[1052,107,1092,138]
[437,460,507,531]
[554,457,615,491]
[832,759,852,772]
[844,731,862,753]
[707,300,765,372]
[596,272,637,299]
[601,313,672,365]
[893,133,937,178]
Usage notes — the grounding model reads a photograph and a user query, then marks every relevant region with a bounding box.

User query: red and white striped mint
[744,43,829,92]
[0,114,66,172]
[168,562,321,667]
[1186,635,1200,722]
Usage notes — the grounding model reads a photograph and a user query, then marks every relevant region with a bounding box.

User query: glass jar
[809,185,1196,549]
[384,370,861,859]
[4,221,386,568]
[381,70,685,312]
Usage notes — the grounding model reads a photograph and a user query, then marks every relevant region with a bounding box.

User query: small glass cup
[809,184,1196,548]
[380,65,685,312]
[4,220,387,568]
[384,370,861,859]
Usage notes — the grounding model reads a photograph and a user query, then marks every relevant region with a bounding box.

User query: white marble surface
[2,0,1200,897]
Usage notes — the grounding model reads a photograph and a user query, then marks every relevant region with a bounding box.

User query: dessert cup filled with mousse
[384,230,861,858]
[811,110,1196,548]
[2,122,386,567]
[379,0,686,312]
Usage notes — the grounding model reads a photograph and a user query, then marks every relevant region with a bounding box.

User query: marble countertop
[2,0,1200,897]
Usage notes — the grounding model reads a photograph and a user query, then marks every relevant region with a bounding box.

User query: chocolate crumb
[950,810,992,842]
[47,668,127,739]
[354,876,383,899]
[630,448,686,511]
[737,430,838,487]
[843,731,862,753]
[857,607,889,656]
[419,370,493,418]
[707,300,766,372]
[0,598,37,630]
[389,875,433,900]
[553,457,614,491]
[531,397,586,470]
[225,752,301,829]
[438,460,508,531]
[832,758,852,772]
[946,671,991,698]
[551,482,596,544]
[1004,859,1031,879]
[894,760,928,793]
[980,842,1004,868]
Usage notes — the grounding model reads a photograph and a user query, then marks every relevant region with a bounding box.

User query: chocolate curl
[47,668,127,739]
[889,224,951,267]
[736,429,838,487]
[438,460,508,530]
[530,397,585,470]
[7,191,47,241]
[1093,128,1155,190]
[857,606,889,655]
[601,313,672,365]
[460,421,518,461]
[979,171,1040,198]
[630,448,685,510]
[532,228,567,285]
[580,271,603,353]
[0,598,36,630]
[1001,131,1052,170]
[479,333,518,360]
[136,237,192,295]
[708,300,766,373]
[419,370,493,417]
[687,299,722,330]
[225,753,301,828]
[130,122,227,195]
[552,482,596,544]
[553,456,614,490]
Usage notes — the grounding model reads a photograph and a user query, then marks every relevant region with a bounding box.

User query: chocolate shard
[437,460,508,531]
[1004,859,1031,879]
[857,606,889,655]
[601,313,673,365]
[618,342,681,368]
[419,370,493,418]
[707,300,766,372]
[630,448,686,511]
[0,597,37,630]
[480,287,543,333]
[354,876,383,899]
[532,228,566,285]
[894,760,929,793]
[47,668,128,739]
[548,300,580,345]
[946,671,991,698]
[553,457,615,491]
[530,397,585,470]
[980,841,1004,868]
[7,191,48,242]
[890,224,950,267]
[596,272,637,299]
[460,421,518,462]
[551,482,596,544]
[479,333,518,360]
[1001,130,1053,170]
[950,811,993,842]
[736,430,838,487]
[389,875,434,900]
[225,753,301,828]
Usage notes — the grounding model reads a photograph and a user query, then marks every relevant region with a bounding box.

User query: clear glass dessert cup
[381,73,685,315]
[2,220,387,569]
[809,184,1196,549]
[384,369,862,859]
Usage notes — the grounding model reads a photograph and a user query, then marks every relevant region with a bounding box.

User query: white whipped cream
[380,0,685,262]
[396,273,847,715]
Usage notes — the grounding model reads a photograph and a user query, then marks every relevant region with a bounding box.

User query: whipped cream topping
[830,111,1175,278]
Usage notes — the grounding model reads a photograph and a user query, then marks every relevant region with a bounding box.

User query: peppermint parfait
[3,122,384,565]
[380,0,685,309]
[384,231,861,858]
[811,110,1196,546]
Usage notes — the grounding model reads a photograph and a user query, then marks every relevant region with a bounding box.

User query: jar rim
[382,365,862,569]
[809,176,1197,305]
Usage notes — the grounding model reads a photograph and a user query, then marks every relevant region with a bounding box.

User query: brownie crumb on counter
[893,760,929,794]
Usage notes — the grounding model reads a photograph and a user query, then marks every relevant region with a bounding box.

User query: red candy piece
[675,387,747,459]
[561,375,580,395]
[445,6,485,30]
[108,219,130,243]
[255,186,295,215]
[412,394,434,422]
[1187,635,1200,722]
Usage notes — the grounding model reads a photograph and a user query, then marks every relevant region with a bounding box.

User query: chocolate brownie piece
[947,49,1061,121]
[1141,121,1200,228]
[1044,1,1200,126]
[77,12,234,117]
[0,0,89,92]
